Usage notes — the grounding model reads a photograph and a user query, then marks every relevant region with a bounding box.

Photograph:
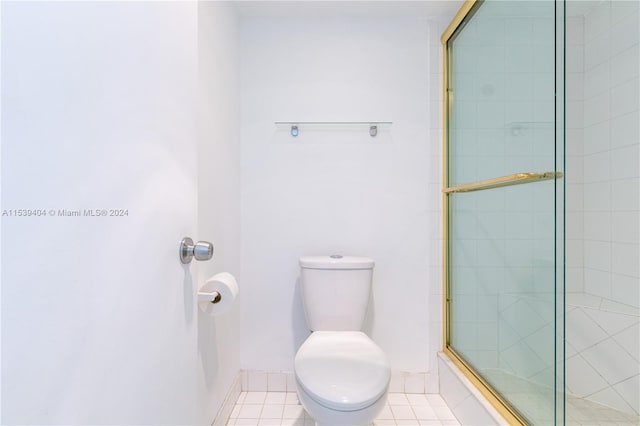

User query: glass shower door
[443,0,565,424]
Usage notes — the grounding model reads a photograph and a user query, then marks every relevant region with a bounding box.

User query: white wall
[2,1,241,424]
[197,2,242,423]
[239,16,444,382]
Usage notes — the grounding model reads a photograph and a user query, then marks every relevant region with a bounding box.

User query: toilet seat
[294,331,390,412]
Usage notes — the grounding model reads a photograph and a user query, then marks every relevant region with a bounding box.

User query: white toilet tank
[299,255,375,331]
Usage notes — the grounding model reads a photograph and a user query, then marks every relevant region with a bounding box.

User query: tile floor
[227,392,461,426]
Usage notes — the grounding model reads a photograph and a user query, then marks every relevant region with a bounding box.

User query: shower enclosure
[442,0,639,424]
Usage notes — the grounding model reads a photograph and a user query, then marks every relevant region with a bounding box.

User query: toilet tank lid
[299,256,374,270]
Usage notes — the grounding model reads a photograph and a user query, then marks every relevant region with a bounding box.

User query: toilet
[294,255,390,426]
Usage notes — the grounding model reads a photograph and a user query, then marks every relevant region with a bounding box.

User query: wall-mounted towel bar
[274,121,392,137]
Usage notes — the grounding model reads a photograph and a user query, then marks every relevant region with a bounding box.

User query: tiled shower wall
[565,0,639,416]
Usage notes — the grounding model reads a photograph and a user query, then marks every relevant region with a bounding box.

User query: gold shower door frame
[440,1,562,424]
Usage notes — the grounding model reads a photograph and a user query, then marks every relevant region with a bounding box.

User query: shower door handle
[443,171,563,194]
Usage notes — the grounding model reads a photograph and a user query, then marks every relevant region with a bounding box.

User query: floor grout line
[227,392,460,426]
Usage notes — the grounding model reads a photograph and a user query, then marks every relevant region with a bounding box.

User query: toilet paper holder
[180,237,214,264]
[198,291,222,304]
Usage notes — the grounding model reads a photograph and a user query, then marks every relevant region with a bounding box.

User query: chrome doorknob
[179,237,214,264]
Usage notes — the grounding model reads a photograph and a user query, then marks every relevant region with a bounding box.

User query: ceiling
[234,0,464,19]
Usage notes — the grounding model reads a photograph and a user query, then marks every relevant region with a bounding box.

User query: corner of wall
[196,2,242,424]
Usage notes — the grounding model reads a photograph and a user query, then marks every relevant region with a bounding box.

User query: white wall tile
[611,212,639,244]
[612,178,640,211]
[425,371,440,394]
[610,78,639,118]
[613,113,639,153]
[611,145,640,179]
[611,0,640,24]
[584,1,611,43]
[584,31,611,70]
[389,371,406,393]
[566,268,585,293]
[567,17,585,44]
[405,373,426,394]
[611,243,640,277]
[584,181,611,211]
[248,371,268,392]
[583,120,610,155]
[567,49,585,74]
[267,373,287,392]
[584,212,611,241]
[610,45,639,88]
[584,240,612,271]
[285,372,297,393]
[610,10,640,57]
[584,151,611,182]
[584,61,610,98]
[584,268,612,299]
[584,91,610,126]
[611,274,640,308]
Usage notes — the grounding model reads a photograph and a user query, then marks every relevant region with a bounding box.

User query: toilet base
[296,379,388,426]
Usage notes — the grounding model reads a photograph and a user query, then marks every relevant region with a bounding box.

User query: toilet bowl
[295,331,390,426]
[295,256,390,426]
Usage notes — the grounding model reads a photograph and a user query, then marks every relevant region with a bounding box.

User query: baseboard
[212,372,242,426]
[240,369,438,394]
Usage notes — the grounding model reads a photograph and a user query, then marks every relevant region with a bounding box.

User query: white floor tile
[285,392,300,405]
[283,404,305,419]
[234,418,259,425]
[237,404,262,419]
[226,391,462,426]
[388,393,411,405]
[406,394,430,406]
[244,391,268,404]
[280,418,305,426]
[373,420,396,426]
[261,404,284,419]
[391,405,416,420]
[426,394,448,407]
[413,405,438,420]
[433,406,457,420]
[377,406,394,420]
[265,392,287,405]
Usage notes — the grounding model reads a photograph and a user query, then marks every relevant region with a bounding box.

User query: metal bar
[443,171,563,194]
